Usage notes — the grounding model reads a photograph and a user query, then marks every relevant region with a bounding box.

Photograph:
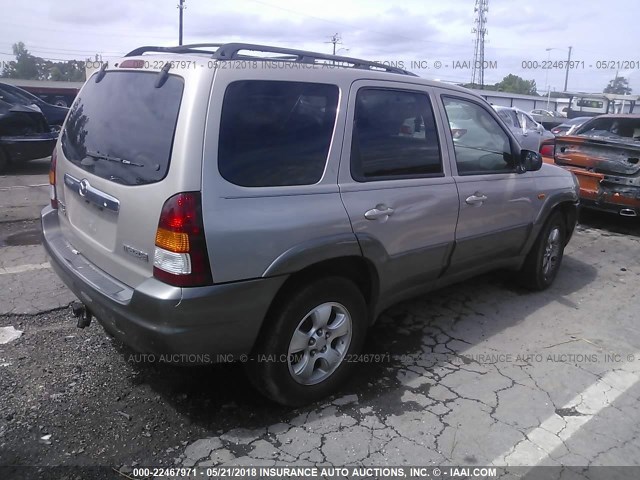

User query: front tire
[245,277,367,406]
[518,211,566,290]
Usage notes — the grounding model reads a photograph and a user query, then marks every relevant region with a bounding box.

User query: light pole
[563,46,573,92]
[544,47,564,110]
[178,0,186,46]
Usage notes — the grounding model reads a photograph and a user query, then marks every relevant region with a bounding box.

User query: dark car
[0,99,58,172]
[0,82,69,126]
[550,116,592,136]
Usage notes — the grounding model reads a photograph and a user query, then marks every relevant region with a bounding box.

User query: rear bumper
[571,169,640,215]
[1,134,57,163]
[41,206,287,358]
[546,163,640,216]
[579,198,640,216]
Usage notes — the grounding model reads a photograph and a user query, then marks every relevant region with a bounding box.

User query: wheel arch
[524,192,579,257]
[264,254,380,327]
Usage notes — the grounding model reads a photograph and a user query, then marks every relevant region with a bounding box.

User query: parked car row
[0,82,69,172]
[550,116,592,136]
[493,106,555,151]
[530,108,566,130]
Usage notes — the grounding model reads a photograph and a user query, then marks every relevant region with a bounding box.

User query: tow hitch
[71,301,93,329]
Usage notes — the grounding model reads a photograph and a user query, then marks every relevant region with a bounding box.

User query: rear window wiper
[86,150,144,167]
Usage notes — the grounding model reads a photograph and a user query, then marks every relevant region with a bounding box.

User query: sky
[0,0,638,94]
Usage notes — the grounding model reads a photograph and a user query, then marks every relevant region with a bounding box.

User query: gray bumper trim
[41,206,287,357]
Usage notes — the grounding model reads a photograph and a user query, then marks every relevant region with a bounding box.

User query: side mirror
[518,150,543,173]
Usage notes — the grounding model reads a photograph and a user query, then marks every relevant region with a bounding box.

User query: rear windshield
[576,117,640,142]
[61,71,184,185]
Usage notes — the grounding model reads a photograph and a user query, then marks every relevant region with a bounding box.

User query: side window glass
[497,109,512,127]
[218,81,339,187]
[351,88,442,181]
[510,111,521,128]
[523,113,537,130]
[517,112,532,130]
[442,97,515,175]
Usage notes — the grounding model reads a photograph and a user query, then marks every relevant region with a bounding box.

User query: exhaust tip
[71,301,93,328]
[620,208,637,217]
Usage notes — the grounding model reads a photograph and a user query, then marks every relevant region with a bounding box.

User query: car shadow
[2,157,51,176]
[111,253,599,433]
[578,208,640,238]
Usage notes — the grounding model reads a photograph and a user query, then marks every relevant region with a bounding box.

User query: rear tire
[245,276,367,407]
[518,211,566,290]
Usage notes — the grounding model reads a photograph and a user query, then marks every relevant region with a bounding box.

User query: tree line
[464,73,631,96]
[1,42,86,82]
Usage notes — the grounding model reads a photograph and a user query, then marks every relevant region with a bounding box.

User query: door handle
[465,193,487,205]
[365,205,394,220]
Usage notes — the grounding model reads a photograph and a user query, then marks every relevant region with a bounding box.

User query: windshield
[61,71,184,185]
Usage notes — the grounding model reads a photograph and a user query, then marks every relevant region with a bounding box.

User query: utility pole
[327,33,342,56]
[563,46,572,92]
[471,0,489,89]
[178,0,186,46]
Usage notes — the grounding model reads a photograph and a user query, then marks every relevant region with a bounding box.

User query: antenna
[471,0,488,89]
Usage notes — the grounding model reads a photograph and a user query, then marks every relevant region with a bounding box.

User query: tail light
[49,148,58,209]
[539,140,555,158]
[153,192,213,287]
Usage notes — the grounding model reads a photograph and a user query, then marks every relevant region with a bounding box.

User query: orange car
[541,114,640,217]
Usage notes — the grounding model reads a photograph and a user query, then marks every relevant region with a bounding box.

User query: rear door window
[61,71,184,185]
[218,80,339,187]
[350,88,442,181]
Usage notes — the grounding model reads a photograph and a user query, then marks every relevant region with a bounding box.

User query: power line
[22,44,125,56]
[0,51,114,62]
[0,21,173,40]
[245,0,475,50]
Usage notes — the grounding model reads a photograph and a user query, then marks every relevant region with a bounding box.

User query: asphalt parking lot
[1,159,640,477]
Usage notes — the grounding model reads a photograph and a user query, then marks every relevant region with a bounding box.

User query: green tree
[46,60,86,82]
[603,76,632,95]
[494,74,538,95]
[1,42,41,79]
[1,42,86,81]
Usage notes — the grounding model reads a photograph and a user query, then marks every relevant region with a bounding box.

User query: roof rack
[125,42,418,77]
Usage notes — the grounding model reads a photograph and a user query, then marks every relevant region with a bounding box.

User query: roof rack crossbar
[125,42,417,76]
[125,44,224,57]
[213,43,416,75]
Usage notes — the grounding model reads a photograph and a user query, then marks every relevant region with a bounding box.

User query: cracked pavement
[1,161,640,477]
[173,223,640,472]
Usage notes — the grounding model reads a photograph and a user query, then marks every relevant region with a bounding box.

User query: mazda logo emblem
[79,179,90,197]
